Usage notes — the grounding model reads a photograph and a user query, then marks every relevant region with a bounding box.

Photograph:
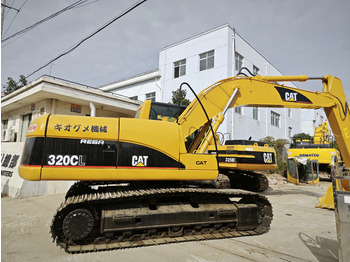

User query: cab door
[287,158,299,185]
[306,160,319,184]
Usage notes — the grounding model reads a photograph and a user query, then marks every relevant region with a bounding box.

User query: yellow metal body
[19,115,218,181]
[288,121,340,172]
[19,75,350,186]
[288,147,341,166]
[209,143,277,171]
[314,122,330,144]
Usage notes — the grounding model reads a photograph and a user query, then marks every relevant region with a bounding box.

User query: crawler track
[225,171,269,192]
[51,187,272,253]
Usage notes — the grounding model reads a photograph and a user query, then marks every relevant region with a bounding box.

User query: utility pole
[1,0,5,38]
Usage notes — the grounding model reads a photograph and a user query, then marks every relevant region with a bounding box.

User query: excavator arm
[178,75,350,168]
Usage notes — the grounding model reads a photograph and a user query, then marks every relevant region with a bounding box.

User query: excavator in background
[207,140,275,192]
[19,74,350,253]
[137,100,276,192]
[288,121,341,181]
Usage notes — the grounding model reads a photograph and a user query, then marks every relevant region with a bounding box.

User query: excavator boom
[178,75,349,168]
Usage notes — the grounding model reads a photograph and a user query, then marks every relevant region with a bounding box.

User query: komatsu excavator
[19,74,350,253]
[288,121,341,180]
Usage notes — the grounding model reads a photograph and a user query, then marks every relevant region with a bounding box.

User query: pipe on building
[90,102,96,117]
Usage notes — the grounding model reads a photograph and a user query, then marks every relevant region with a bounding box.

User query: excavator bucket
[316,184,334,209]
[316,176,350,209]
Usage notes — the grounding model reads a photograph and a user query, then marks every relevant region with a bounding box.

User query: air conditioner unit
[3,129,15,142]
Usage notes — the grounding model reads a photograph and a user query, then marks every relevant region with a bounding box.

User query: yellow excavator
[19,74,350,253]
[288,121,341,181]
[136,100,276,191]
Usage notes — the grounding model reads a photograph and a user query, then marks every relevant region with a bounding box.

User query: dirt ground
[1,178,339,262]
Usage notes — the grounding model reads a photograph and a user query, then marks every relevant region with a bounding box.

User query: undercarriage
[224,171,269,192]
[51,182,273,253]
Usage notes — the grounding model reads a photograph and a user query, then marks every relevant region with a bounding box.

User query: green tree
[260,136,290,174]
[171,88,190,106]
[2,75,27,94]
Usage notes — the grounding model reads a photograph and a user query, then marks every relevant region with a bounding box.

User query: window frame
[174,59,186,78]
[235,107,242,115]
[253,107,259,120]
[199,50,215,71]
[271,111,280,127]
[253,65,259,75]
[145,92,156,102]
[235,52,243,72]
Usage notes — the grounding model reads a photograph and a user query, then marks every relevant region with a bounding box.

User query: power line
[25,0,148,80]
[2,0,28,38]
[2,0,89,42]
[1,3,20,12]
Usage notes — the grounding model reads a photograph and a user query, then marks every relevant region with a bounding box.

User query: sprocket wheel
[62,208,95,241]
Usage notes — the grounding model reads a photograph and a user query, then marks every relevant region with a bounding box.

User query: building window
[2,119,8,130]
[20,113,32,142]
[174,59,186,78]
[253,65,259,75]
[235,52,243,72]
[235,107,242,115]
[146,92,156,102]
[253,107,259,120]
[287,108,292,118]
[130,96,138,100]
[2,119,8,140]
[289,127,293,138]
[199,50,214,71]
[271,111,280,127]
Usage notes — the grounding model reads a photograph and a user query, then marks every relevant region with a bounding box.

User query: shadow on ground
[299,233,338,262]
[263,187,324,198]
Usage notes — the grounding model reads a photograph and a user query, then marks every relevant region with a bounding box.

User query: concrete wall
[1,142,72,198]
[1,98,128,143]
[159,25,233,103]
[105,76,162,102]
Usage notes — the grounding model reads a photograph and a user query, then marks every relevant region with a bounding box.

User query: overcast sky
[1,0,350,99]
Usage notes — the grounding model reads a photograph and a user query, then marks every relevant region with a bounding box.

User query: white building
[101,24,311,142]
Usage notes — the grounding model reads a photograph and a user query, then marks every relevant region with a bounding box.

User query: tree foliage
[171,88,190,106]
[2,75,27,94]
[260,136,290,174]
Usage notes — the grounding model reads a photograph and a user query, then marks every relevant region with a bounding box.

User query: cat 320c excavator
[19,74,350,253]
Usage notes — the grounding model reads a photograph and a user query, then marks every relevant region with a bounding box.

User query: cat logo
[132,155,149,167]
[263,153,273,164]
[274,86,312,104]
[285,92,298,102]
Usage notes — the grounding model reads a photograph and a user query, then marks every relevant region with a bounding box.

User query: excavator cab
[136,100,186,122]
[287,157,319,185]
